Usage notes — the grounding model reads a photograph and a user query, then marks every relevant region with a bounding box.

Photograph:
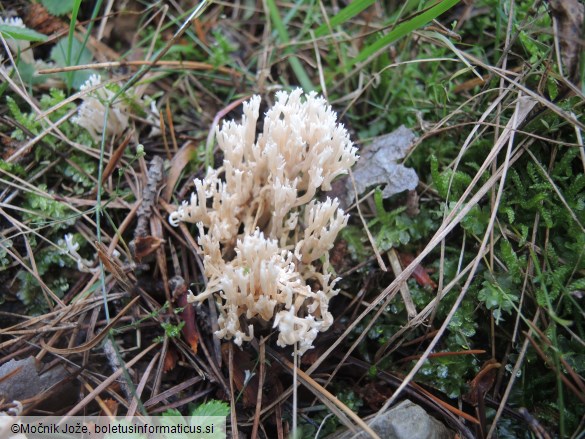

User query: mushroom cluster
[72,74,131,140]
[170,89,357,355]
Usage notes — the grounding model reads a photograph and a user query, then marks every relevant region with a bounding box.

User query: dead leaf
[163,348,178,372]
[465,359,501,406]
[98,398,119,416]
[399,253,438,290]
[348,125,419,203]
[549,0,584,83]
[133,235,163,261]
[360,381,393,410]
[173,278,200,354]
[163,141,197,202]
[101,133,132,185]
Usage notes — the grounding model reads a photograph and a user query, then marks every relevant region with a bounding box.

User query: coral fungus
[169,89,357,355]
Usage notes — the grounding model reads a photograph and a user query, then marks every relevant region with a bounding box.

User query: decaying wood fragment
[549,0,584,84]
[134,156,164,240]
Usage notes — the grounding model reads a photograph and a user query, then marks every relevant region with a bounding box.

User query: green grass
[0,1,583,437]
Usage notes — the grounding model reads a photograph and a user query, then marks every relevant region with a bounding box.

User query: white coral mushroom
[72,74,130,140]
[170,89,358,355]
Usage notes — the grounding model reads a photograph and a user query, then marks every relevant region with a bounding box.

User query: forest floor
[0,1,584,438]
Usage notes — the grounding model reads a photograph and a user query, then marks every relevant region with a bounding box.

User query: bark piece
[348,126,418,204]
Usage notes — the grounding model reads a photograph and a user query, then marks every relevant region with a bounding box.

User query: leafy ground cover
[0,0,584,438]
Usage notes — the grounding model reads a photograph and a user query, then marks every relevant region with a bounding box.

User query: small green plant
[164,399,230,418]
[160,400,229,439]
[41,0,75,16]
[100,400,229,439]
[16,242,75,314]
[50,36,96,89]
[477,274,519,325]
[0,239,12,269]
[160,321,186,339]
[368,188,435,252]
[2,85,113,312]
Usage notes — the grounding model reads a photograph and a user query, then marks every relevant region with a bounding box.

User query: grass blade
[65,0,82,89]
[266,0,313,90]
[314,0,376,37]
[353,0,461,65]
